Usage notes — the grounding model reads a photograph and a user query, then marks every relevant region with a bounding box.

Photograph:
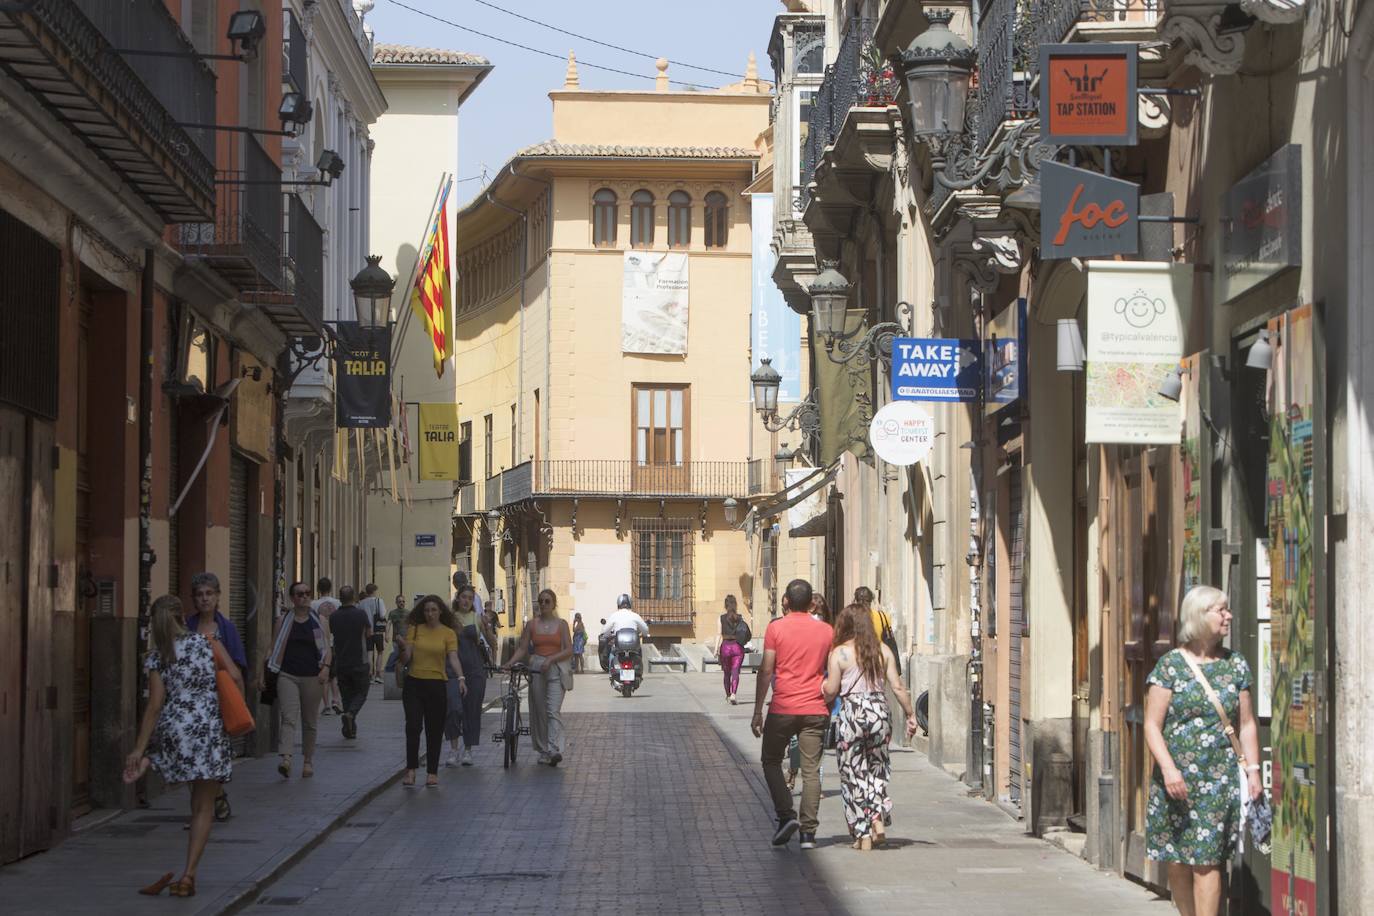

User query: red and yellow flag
[410,202,452,377]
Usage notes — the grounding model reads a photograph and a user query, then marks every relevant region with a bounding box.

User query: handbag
[395,627,416,689]
[214,655,255,737]
[1180,651,1272,854]
[877,609,902,677]
[260,661,279,706]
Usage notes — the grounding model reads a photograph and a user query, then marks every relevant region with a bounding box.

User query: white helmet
[616,594,633,609]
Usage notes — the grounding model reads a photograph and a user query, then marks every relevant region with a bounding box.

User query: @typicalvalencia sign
[868,401,936,467]
[1041,161,1139,260]
[891,337,981,403]
[1040,43,1138,146]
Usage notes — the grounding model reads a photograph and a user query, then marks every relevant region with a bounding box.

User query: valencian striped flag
[410,185,453,377]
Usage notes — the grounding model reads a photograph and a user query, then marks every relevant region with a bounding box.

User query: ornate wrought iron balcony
[799,17,894,208]
[177,134,284,293]
[0,0,216,221]
[248,194,324,338]
[534,460,751,501]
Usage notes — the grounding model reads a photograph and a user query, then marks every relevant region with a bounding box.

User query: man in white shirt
[311,578,342,714]
[601,594,650,640]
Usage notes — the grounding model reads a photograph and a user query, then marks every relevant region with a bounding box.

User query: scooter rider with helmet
[600,594,649,669]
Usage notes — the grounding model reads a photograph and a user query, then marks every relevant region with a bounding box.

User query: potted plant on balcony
[860,40,898,106]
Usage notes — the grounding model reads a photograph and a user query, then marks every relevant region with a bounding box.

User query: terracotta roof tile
[518,141,758,160]
[371,44,490,66]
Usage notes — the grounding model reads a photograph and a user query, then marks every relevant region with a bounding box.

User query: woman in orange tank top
[506,589,573,765]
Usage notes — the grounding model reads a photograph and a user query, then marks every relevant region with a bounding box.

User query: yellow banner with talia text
[417,403,459,481]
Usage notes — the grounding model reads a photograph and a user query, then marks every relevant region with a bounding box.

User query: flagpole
[391,174,454,364]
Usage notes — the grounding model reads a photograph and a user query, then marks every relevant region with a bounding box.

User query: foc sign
[1041,161,1139,260]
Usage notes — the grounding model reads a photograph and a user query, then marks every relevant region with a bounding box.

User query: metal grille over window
[0,208,60,419]
[631,518,694,624]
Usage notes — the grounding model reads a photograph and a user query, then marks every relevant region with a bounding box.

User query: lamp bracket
[761,388,821,453]
[823,301,914,370]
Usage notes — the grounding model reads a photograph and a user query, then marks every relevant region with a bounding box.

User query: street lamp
[723,497,739,525]
[751,358,782,417]
[1158,364,1185,402]
[349,255,394,328]
[1246,329,1275,370]
[808,262,852,346]
[898,10,975,154]
[485,509,502,548]
[226,10,268,61]
[774,444,794,481]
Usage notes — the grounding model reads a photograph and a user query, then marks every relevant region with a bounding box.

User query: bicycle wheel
[503,697,518,769]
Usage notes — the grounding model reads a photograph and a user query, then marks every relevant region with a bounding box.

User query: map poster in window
[1084,261,1190,444]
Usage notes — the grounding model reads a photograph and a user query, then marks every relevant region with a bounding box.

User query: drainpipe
[138,249,154,676]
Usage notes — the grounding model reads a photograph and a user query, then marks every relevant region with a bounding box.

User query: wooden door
[0,407,24,862]
[72,290,93,815]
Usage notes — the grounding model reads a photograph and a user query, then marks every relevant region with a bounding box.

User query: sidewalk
[0,688,419,916]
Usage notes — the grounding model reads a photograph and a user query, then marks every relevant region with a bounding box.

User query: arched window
[593,188,618,247]
[631,190,655,248]
[668,191,691,249]
[704,191,729,249]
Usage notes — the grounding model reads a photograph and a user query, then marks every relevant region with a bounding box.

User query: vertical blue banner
[751,194,802,402]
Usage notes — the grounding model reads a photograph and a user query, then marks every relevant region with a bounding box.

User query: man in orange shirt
[752,578,834,849]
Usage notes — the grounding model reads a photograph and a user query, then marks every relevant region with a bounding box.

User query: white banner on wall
[622,251,689,354]
[1085,261,1191,444]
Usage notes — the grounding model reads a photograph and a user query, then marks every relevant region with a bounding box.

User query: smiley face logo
[1114,290,1166,329]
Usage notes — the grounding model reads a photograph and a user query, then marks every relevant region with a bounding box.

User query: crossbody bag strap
[1179,651,1248,768]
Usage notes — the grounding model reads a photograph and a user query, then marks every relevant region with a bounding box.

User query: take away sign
[1041,161,1139,260]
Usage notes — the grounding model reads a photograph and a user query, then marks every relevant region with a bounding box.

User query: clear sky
[365,0,779,190]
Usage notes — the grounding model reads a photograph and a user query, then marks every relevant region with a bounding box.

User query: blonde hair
[1178,585,1226,646]
[151,595,186,664]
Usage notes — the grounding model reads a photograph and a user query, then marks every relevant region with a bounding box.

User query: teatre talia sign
[1041,161,1139,260]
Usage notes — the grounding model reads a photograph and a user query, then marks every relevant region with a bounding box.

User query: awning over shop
[747,460,841,537]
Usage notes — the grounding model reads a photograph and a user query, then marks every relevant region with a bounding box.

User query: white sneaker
[444,751,459,768]
[461,748,474,767]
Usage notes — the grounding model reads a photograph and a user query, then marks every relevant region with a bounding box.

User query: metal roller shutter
[229,454,249,755]
[1008,463,1025,807]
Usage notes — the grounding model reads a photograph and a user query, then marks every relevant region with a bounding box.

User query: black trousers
[337,665,371,718]
[402,677,447,774]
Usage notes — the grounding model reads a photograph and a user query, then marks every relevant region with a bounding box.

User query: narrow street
[239,672,1169,916]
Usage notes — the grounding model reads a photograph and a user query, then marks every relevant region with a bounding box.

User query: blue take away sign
[891,337,982,403]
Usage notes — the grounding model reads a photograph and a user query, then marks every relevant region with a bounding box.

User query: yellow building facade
[454,58,774,644]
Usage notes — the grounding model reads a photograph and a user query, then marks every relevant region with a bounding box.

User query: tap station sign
[1041,160,1140,260]
[1040,43,1138,146]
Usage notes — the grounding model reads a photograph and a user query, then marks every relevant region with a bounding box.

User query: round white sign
[868,401,936,467]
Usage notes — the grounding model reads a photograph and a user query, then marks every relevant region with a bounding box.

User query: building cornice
[313,0,388,123]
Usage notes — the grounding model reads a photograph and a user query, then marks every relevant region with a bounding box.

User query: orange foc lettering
[1053,183,1129,245]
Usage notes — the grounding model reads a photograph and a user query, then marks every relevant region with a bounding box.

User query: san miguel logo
[1040,44,1137,146]
[1041,161,1139,260]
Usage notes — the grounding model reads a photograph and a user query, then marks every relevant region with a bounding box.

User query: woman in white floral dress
[124,595,241,898]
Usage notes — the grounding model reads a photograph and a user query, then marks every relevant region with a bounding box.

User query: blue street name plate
[414,534,437,548]
[891,337,982,403]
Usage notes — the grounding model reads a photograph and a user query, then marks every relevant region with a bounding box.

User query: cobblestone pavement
[240,670,1172,916]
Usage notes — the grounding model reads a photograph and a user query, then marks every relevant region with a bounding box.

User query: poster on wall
[622,251,689,354]
[1267,305,1319,916]
[984,298,1026,416]
[335,322,392,428]
[1084,261,1190,444]
[1180,352,1204,592]
[751,194,802,401]
[417,402,459,481]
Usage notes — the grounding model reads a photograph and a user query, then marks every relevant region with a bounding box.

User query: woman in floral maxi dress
[822,604,917,850]
[124,595,241,898]
[1144,585,1262,916]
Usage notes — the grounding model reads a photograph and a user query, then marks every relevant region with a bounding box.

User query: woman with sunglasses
[397,595,464,787]
[506,589,573,765]
[263,581,332,779]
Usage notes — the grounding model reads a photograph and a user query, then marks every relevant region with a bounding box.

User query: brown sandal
[169,875,196,897]
[138,872,175,895]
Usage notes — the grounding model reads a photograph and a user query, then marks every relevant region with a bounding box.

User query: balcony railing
[284,9,307,93]
[178,134,283,292]
[485,474,501,511]
[800,18,893,207]
[0,0,216,221]
[537,460,751,499]
[748,458,768,496]
[252,194,323,336]
[459,482,477,516]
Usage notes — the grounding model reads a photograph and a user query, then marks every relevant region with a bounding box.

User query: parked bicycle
[490,663,531,769]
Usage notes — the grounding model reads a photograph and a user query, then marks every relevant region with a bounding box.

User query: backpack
[732,618,752,648]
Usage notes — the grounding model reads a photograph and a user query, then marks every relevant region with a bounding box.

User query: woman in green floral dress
[1144,585,1262,916]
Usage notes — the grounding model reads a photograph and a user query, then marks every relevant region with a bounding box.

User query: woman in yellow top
[396,595,464,787]
[506,589,574,766]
